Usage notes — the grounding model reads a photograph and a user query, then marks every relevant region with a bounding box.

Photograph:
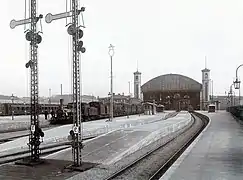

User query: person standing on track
[44,110,48,120]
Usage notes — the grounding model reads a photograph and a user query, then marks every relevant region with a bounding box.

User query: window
[205,73,208,79]
[135,76,138,81]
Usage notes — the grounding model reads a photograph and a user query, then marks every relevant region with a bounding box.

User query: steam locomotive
[49,101,143,125]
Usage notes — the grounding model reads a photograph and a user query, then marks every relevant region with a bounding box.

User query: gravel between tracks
[66,114,197,180]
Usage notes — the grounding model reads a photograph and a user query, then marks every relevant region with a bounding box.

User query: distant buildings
[210,95,243,110]
[0,94,97,104]
[98,93,142,104]
[50,94,97,104]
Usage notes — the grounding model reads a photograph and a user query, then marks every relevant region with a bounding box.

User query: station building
[140,67,212,111]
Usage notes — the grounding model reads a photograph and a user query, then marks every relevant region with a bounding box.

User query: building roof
[141,74,202,93]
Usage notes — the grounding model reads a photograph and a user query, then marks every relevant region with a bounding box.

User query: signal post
[10,0,44,165]
[45,0,90,170]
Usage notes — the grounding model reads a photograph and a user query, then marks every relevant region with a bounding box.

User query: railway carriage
[0,103,60,116]
[208,104,216,113]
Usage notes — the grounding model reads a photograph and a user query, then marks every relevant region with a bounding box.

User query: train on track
[0,103,62,116]
[50,101,144,125]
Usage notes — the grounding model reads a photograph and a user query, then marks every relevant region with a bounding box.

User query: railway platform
[0,112,191,180]
[42,112,192,180]
[44,113,190,164]
[161,111,243,180]
[0,113,172,155]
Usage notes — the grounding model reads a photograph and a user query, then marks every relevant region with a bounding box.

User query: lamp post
[234,64,243,105]
[211,79,214,103]
[166,95,171,110]
[11,94,14,120]
[49,88,51,104]
[174,93,180,112]
[127,81,131,118]
[229,84,235,106]
[184,95,190,110]
[108,44,115,121]
[24,101,26,115]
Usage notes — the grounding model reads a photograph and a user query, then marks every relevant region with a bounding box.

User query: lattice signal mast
[10,0,44,163]
[45,0,85,167]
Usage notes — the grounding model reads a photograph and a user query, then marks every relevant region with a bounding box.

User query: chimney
[60,98,64,108]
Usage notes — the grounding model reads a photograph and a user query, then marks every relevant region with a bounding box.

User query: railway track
[0,124,59,134]
[0,135,96,165]
[148,112,208,180]
[0,125,59,144]
[103,112,209,180]
[0,142,70,165]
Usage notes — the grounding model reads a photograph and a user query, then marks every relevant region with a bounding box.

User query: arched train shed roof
[141,74,202,93]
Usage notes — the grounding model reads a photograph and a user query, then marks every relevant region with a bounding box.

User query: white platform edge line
[159,113,212,180]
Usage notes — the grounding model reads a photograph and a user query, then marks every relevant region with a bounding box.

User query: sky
[1,0,243,97]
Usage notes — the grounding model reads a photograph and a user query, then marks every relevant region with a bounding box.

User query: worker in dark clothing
[44,110,48,120]
[51,110,55,119]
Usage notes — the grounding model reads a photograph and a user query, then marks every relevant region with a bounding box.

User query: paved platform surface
[0,159,80,180]
[0,113,169,154]
[161,111,243,180]
[45,112,191,165]
[0,112,190,180]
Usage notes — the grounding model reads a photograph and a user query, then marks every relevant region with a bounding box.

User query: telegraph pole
[45,0,86,168]
[10,0,44,164]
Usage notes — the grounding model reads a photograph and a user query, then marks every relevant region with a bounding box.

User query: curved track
[103,112,209,180]
[149,112,208,180]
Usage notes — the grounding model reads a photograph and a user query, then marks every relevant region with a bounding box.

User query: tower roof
[201,68,210,72]
[134,70,141,75]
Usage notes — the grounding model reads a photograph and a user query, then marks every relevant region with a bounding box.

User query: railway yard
[2,0,243,179]
[0,107,243,180]
[0,111,207,179]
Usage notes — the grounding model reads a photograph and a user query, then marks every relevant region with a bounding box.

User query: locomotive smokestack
[60,98,64,109]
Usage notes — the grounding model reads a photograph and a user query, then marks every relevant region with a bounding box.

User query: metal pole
[61,84,63,96]
[230,84,234,106]
[45,1,86,168]
[211,80,214,102]
[108,44,114,121]
[110,55,113,120]
[239,89,241,105]
[236,64,243,105]
[127,81,130,118]
[11,94,14,120]
[10,0,44,163]
[49,88,51,104]
[129,81,131,95]
[24,102,26,115]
